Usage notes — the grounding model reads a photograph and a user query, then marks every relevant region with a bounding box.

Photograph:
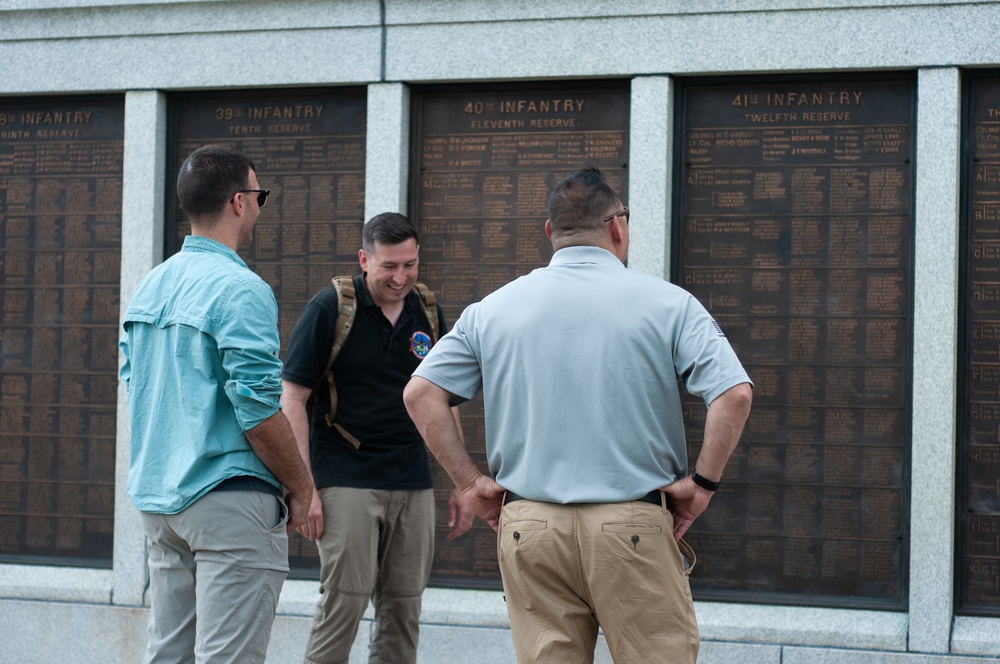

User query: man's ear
[544,219,553,239]
[609,216,625,243]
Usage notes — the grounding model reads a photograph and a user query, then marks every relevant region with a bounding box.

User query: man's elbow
[404,376,451,417]
[280,380,311,408]
[725,382,753,418]
[402,376,428,417]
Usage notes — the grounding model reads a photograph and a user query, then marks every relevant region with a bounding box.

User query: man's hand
[660,476,714,541]
[295,489,325,540]
[244,410,315,532]
[662,383,751,540]
[404,377,505,530]
[446,487,476,540]
[285,488,312,533]
[456,474,505,533]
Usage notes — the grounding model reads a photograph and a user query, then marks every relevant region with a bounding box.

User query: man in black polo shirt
[281,212,472,664]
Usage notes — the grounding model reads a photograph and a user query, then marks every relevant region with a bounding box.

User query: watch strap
[691,469,721,492]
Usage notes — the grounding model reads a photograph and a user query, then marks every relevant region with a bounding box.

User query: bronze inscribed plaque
[676,77,914,608]
[166,89,366,576]
[411,83,630,589]
[959,75,1000,616]
[0,96,124,566]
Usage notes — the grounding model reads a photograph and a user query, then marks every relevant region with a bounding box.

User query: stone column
[909,66,961,653]
[114,89,167,607]
[627,75,674,279]
[364,82,411,220]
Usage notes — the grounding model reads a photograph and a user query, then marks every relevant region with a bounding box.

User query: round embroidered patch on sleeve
[410,331,432,358]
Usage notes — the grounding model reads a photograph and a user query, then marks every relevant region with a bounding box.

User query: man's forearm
[245,410,314,497]
[405,377,481,490]
[280,384,314,477]
[450,406,465,445]
[693,382,753,480]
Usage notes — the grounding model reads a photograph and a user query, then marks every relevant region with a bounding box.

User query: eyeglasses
[602,206,629,223]
[234,189,269,208]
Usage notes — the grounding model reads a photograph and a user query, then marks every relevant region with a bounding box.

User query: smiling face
[359,238,420,308]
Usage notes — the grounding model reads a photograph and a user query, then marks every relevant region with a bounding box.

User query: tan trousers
[305,487,435,664]
[498,498,698,664]
[141,489,289,664]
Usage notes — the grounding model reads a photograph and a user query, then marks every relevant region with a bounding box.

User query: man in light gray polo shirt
[403,166,752,664]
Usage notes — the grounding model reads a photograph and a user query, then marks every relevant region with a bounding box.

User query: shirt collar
[355,272,376,307]
[181,235,249,270]
[548,245,623,267]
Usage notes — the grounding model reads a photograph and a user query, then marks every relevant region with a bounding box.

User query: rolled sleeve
[219,279,284,430]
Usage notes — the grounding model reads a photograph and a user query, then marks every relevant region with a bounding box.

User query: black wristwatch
[691,469,721,492]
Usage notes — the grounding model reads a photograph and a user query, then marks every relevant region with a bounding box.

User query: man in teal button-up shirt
[120,145,314,663]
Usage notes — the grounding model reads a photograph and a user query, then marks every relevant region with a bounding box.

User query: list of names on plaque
[168,89,366,575]
[676,79,914,608]
[413,84,629,588]
[0,97,124,565]
[960,76,1000,615]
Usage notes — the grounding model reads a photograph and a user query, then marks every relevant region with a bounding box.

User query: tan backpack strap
[319,276,362,446]
[328,276,357,368]
[323,370,361,449]
[332,423,362,449]
[412,282,439,344]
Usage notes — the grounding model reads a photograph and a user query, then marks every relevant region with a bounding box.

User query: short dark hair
[362,212,419,253]
[546,166,621,239]
[176,145,255,219]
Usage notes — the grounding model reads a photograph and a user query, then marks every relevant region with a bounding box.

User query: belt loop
[659,489,666,512]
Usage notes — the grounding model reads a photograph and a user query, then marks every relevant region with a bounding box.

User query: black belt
[212,475,282,498]
[504,489,663,506]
